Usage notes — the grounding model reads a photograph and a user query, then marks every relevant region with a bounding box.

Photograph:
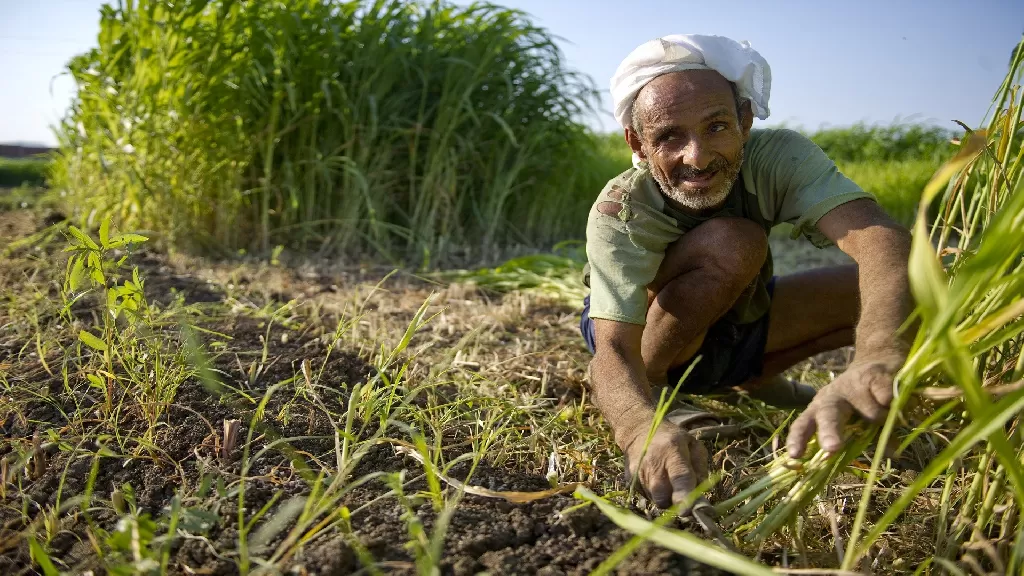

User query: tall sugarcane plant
[52,0,610,263]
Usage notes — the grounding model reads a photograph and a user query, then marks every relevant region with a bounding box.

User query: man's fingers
[672,441,710,512]
[870,376,895,407]
[628,426,710,510]
[846,388,887,422]
[687,435,710,484]
[622,453,635,484]
[786,407,818,458]
[648,470,675,509]
[784,359,901,461]
[667,455,698,507]
[815,400,853,453]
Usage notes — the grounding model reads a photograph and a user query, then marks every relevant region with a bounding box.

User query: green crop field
[0,158,50,189]
[1,1,1023,574]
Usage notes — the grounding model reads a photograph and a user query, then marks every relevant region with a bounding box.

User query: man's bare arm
[787,198,913,457]
[590,318,708,508]
[824,198,914,358]
[590,319,656,444]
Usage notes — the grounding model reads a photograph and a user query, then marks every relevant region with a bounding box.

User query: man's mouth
[675,169,719,189]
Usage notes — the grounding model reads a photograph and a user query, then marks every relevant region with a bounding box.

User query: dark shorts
[580,278,776,395]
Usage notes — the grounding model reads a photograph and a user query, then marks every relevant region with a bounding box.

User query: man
[581,35,913,509]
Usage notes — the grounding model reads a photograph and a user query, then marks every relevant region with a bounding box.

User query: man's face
[626,70,752,214]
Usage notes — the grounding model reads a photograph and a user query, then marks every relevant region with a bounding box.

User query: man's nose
[678,137,713,171]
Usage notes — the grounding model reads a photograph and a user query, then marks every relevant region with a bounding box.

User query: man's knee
[696,217,768,281]
[652,217,767,295]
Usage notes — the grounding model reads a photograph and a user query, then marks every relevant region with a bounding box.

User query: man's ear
[624,127,646,161]
[740,100,754,139]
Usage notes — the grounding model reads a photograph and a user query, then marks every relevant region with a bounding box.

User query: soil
[0,208,733,575]
[294,454,719,576]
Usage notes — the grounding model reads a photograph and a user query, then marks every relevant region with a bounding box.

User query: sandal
[735,374,816,409]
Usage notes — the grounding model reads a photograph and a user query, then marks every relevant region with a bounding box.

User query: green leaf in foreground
[575,487,774,576]
[850,379,1024,561]
[99,217,110,248]
[68,225,99,250]
[67,256,86,293]
[109,233,149,247]
[79,329,108,351]
[28,536,60,576]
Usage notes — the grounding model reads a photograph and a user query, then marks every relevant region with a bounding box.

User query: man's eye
[709,122,728,133]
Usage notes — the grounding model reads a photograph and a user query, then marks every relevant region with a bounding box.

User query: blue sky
[2,0,1022,145]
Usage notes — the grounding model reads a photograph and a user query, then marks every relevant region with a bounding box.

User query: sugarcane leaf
[576,487,774,576]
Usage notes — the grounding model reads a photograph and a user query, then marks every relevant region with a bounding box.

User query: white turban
[611,34,772,131]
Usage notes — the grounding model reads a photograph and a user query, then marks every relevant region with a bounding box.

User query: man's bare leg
[738,265,860,406]
[642,217,768,386]
[641,214,862,408]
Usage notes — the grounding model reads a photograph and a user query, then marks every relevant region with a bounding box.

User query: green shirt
[584,127,874,326]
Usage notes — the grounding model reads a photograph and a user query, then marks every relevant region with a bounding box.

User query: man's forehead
[634,73,733,127]
[636,70,736,128]
[638,69,734,109]
[646,104,735,131]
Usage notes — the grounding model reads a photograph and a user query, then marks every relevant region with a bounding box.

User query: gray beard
[648,148,744,213]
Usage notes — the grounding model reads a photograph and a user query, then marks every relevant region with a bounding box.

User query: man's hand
[588,319,709,508]
[787,199,913,458]
[620,419,709,509]
[786,352,902,458]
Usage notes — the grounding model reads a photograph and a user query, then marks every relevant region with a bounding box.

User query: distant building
[0,144,55,159]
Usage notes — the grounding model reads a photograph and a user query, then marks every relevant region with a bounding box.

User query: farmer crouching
[581,35,914,509]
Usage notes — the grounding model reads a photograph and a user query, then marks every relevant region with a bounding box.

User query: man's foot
[737,374,816,409]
